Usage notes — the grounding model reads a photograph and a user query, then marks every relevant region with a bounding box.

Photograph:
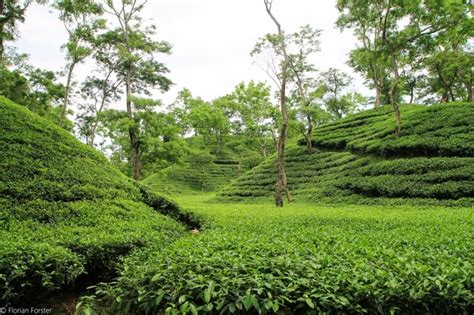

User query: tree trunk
[374,80,382,108]
[60,61,77,126]
[264,0,292,207]
[409,83,415,104]
[89,77,111,147]
[465,80,473,103]
[270,128,278,151]
[296,76,313,154]
[441,92,449,103]
[275,60,293,206]
[0,33,3,66]
[89,123,97,147]
[0,0,5,66]
[215,133,221,155]
[275,111,288,207]
[458,68,473,102]
[259,138,267,158]
[275,90,287,207]
[126,66,140,180]
[389,50,401,135]
[436,64,452,103]
[449,87,456,102]
[305,113,313,154]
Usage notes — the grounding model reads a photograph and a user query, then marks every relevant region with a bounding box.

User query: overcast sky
[15,0,370,106]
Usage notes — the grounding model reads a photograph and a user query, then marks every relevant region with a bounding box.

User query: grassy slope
[0,97,186,304]
[94,195,474,314]
[217,103,474,206]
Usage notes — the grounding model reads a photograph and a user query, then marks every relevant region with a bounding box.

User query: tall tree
[252,0,293,207]
[76,30,124,147]
[338,0,470,135]
[104,0,172,180]
[76,74,122,146]
[287,25,321,153]
[336,0,392,108]
[230,81,276,157]
[320,68,363,119]
[0,0,47,65]
[54,0,105,126]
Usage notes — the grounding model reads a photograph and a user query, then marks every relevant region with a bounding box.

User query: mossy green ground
[93,193,474,314]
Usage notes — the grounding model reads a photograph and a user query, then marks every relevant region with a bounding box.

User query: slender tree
[77,73,122,146]
[77,30,124,146]
[55,0,104,126]
[336,0,392,108]
[288,25,321,153]
[0,0,47,64]
[252,0,293,207]
[104,0,172,180]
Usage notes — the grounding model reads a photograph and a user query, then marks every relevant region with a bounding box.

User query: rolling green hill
[0,97,187,304]
[217,103,474,206]
[142,159,242,195]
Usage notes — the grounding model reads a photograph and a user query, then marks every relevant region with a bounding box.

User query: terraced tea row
[143,161,241,195]
[307,103,474,157]
[219,103,474,205]
[0,97,187,304]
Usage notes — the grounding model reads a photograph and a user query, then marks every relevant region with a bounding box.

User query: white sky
[15,0,370,107]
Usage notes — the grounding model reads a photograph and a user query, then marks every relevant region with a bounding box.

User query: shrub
[93,203,474,314]
[0,97,186,303]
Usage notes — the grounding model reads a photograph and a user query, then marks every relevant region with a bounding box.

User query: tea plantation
[1,98,473,314]
[0,97,189,304]
[88,196,474,314]
[142,160,241,196]
[218,103,474,206]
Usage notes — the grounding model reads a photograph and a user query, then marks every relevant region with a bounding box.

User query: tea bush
[0,97,186,304]
[218,103,474,206]
[93,200,474,314]
[308,103,474,157]
[142,160,241,195]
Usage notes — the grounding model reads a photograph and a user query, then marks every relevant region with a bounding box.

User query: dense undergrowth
[0,97,187,304]
[218,103,474,205]
[88,196,474,314]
